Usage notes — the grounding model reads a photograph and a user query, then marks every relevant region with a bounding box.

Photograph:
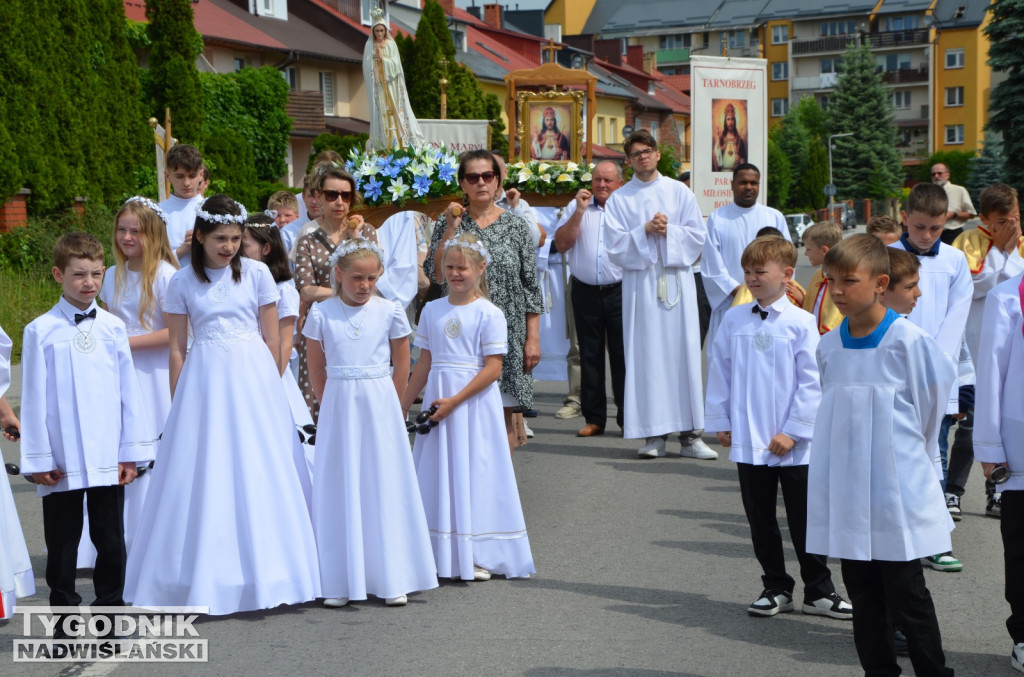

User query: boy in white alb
[890,182,972,573]
[604,130,714,460]
[705,236,850,619]
[20,233,152,639]
[973,270,1024,673]
[159,144,205,267]
[808,234,955,677]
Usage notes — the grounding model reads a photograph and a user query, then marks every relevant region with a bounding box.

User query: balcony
[881,66,928,84]
[656,48,690,66]
[869,28,929,49]
[792,72,839,91]
[287,90,326,136]
[792,34,859,56]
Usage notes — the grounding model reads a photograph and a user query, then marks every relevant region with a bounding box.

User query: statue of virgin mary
[363,8,425,152]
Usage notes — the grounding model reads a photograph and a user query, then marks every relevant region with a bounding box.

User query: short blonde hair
[823,233,890,278]
[740,235,797,269]
[866,215,901,236]
[267,190,299,212]
[54,231,104,270]
[803,221,843,248]
[887,247,920,286]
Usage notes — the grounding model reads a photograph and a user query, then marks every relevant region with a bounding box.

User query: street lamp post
[828,132,853,209]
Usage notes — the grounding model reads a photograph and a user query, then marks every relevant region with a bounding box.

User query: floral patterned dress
[424,210,544,408]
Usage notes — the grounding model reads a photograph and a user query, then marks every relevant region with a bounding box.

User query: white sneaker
[385,595,408,606]
[637,436,666,459]
[473,566,492,581]
[555,402,582,419]
[680,438,718,460]
[523,421,535,438]
[323,597,349,608]
[1012,643,1024,674]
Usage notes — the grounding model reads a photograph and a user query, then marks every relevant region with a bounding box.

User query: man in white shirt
[604,130,716,460]
[701,163,791,348]
[931,163,976,244]
[554,161,624,437]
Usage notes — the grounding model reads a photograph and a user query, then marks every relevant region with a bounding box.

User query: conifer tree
[985,0,1024,189]
[146,0,205,145]
[766,136,791,210]
[826,40,902,200]
[968,131,1006,203]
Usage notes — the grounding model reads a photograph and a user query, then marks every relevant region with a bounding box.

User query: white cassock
[374,212,420,313]
[533,205,570,382]
[973,272,1024,492]
[159,194,203,268]
[953,230,1024,359]
[701,202,790,347]
[807,312,955,561]
[704,298,820,466]
[0,325,34,618]
[604,174,706,439]
[890,239,972,413]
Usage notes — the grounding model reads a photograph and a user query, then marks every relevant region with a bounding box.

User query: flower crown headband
[264,209,278,219]
[444,238,492,265]
[195,200,248,225]
[327,238,385,269]
[123,196,169,225]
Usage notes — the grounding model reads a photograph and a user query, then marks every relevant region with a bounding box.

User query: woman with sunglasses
[294,165,378,421]
[424,150,544,453]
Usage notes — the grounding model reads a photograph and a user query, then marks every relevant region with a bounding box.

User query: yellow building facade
[933,17,991,153]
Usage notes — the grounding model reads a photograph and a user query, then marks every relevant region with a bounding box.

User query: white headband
[444,237,492,265]
[123,196,169,225]
[327,238,385,269]
[195,200,248,225]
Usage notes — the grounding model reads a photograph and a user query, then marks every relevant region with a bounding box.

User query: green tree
[203,128,258,210]
[766,136,791,210]
[795,95,827,142]
[985,0,1024,189]
[485,93,509,157]
[146,0,205,145]
[795,140,829,211]
[826,40,902,200]
[771,108,809,208]
[913,150,975,185]
[308,133,370,173]
[968,131,1006,203]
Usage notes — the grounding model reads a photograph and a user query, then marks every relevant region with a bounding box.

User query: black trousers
[43,485,126,607]
[1002,491,1024,643]
[940,226,964,246]
[841,558,954,677]
[570,277,626,429]
[736,463,834,599]
[694,272,712,348]
[944,408,996,498]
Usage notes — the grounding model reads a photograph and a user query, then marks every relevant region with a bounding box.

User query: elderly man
[554,161,626,437]
[931,162,976,244]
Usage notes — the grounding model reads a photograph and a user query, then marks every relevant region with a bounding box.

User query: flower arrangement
[345,145,461,208]
[506,160,594,196]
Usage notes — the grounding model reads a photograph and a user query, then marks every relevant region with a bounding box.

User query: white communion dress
[124,258,320,615]
[278,280,314,512]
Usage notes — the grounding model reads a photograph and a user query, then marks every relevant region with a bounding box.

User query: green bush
[202,128,258,210]
[307,133,369,173]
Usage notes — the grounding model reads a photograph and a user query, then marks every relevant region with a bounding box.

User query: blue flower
[394,156,412,169]
[382,162,401,178]
[344,160,355,173]
[413,175,431,197]
[376,155,390,168]
[364,177,384,201]
[438,161,456,183]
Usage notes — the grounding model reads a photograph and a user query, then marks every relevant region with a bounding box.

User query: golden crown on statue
[371,7,385,24]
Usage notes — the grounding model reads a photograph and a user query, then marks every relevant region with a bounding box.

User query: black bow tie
[752,305,769,321]
[74,309,96,324]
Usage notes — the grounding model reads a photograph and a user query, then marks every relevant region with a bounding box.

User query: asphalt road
[0,225,1013,676]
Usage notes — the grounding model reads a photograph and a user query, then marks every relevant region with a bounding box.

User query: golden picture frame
[516,90,584,164]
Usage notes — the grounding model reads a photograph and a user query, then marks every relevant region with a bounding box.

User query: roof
[581,0,633,35]
[708,0,773,28]
[874,0,938,14]
[590,142,626,159]
[662,74,691,94]
[602,0,725,35]
[758,0,877,22]
[931,0,989,29]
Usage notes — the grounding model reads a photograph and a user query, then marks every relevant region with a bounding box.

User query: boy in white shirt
[973,270,1024,673]
[808,234,955,677]
[159,144,205,266]
[706,235,851,619]
[19,232,153,640]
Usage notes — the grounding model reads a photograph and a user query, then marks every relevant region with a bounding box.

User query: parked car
[784,213,813,245]
[838,203,857,230]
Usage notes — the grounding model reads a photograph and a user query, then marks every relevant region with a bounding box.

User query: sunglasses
[322,189,353,202]
[463,171,496,184]
[931,171,947,176]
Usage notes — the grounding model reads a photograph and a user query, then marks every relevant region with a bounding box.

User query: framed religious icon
[516,90,584,164]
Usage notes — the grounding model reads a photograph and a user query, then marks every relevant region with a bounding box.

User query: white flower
[388,176,410,201]
[359,159,378,177]
[538,162,552,173]
[587,162,596,170]
[517,169,533,183]
[566,161,579,173]
[409,161,433,177]
[580,172,592,182]
[541,173,552,182]
[556,173,573,182]
[511,161,526,170]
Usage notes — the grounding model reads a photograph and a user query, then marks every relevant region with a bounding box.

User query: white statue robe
[890,239,973,413]
[533,205,570,382]
[807,314,955,561]
[375,212,421,312]
[363,36,424,151]
[973,272,1024,492]
[701,202,790,347]
[604,174,706,439]
[704,297,820,467]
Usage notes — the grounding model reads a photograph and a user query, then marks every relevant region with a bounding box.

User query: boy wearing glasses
[603,130,714,460]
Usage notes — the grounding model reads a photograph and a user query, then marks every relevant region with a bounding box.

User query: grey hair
[594,160,623,180]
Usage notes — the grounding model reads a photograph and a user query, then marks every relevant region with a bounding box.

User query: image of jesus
[712,101,747,172]
[531,106,571,161]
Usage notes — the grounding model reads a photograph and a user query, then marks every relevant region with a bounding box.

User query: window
[820,57,843,74]
[282,66,297,89]
[319,71,334,116]
[649,121,658,142]
[772,62,788,80]
[945,124,964,144]
[360,0,374,25]
[892,90,911,109]
[263,0,272,10]
[597,116,605,146]
[233,57,246,72]
[771,98,789,117]
[771,25,788,44]
[659,34,691,50]
[450,29,464,51]
[945,86,964,107]
[945,48,965,69]
[877,53,911,72]
[820,20,857,36]
[884,15,918,32]
[610,118,618,143]
[818,95,830,109]
[898,129,912,146]
[726,30,745,49]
